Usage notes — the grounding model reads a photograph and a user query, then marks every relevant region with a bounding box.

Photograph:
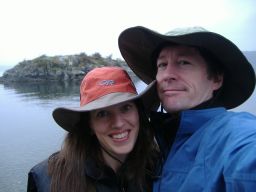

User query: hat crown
[80,67,137,107]
[52,66,159,132]
[118,25,255,109]
[165,26,208,36]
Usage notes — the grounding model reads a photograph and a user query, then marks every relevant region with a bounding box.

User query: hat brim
[53,80,159,132]
[118,26,255,109]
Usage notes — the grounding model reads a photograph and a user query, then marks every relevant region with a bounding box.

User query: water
[0,81,80,192]
[0,80,255,192]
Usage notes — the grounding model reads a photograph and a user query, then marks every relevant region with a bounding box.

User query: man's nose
[162,63,178,81]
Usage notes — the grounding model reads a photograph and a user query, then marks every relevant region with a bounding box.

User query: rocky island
[1,51,255,84]
[0,52,137,83]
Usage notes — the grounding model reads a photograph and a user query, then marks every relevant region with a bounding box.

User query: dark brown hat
[118,26,256,109]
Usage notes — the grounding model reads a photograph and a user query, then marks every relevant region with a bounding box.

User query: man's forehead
[158,45,199,57]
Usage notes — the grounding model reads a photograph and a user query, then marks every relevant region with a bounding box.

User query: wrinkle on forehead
[158,45,200,60]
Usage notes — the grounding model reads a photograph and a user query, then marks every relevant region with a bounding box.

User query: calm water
[0,81,80,192]
[0,81,255,192]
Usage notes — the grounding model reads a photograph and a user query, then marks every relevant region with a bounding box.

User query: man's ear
[213,74,224,91]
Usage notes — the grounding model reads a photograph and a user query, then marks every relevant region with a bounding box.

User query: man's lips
[162,88,186,94]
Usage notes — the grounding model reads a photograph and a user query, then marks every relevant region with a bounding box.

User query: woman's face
[90,101,139,162]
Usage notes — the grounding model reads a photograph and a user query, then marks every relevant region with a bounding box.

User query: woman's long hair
[48,100,159,192]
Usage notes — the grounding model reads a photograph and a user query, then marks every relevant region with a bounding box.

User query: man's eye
[157,62,167,68]
[178,60,190,65]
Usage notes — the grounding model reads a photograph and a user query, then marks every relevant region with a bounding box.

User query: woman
[27,66,160,192]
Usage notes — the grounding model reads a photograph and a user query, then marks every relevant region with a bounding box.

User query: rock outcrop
[1,51,254,83]
[0,52,137,82]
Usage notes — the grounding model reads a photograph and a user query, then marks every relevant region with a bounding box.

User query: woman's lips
[110,130,130,142]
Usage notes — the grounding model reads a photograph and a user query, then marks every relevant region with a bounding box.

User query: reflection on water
[0,81,255,192]
[3,81,81,109]
[0,81,80,192]
[3,81,80,101]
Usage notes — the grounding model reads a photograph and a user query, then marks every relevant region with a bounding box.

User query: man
[118,26,256,191]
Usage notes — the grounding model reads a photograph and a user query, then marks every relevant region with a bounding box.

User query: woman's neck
[101,149,126,172]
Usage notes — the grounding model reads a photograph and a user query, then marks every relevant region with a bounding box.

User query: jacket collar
[178,107,226,135]
[152,107,226,135]
[151,107,226,160]
[84,157,117,181]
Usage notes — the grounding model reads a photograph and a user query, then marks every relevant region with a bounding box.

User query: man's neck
[191,97,222,110]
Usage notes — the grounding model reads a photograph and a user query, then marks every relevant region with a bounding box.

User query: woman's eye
[96,110,108,118]
[121,103,133,113]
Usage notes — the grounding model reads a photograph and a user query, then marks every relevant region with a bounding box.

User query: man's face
[156,45,223,113]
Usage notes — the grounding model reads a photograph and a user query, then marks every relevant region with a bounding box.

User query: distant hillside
[0,65,12,76]
[0,51,255,83]
[0,52,137,83]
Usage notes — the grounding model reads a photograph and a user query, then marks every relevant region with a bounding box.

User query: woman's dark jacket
[27,154,154,192]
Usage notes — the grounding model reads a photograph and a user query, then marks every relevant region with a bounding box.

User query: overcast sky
[0,0,255,68]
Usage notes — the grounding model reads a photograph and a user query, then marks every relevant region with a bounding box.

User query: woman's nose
[111,114,125,129]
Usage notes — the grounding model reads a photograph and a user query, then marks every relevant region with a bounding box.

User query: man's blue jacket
[153,107,256,191]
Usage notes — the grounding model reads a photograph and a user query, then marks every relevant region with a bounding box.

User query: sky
[0,0,255,69]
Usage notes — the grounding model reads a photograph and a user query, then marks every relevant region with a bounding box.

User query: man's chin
[161,99,190,113]
[162,104,183,113]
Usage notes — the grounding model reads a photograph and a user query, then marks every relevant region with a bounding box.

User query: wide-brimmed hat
[53,66,159,132]
[118,26,256,109]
